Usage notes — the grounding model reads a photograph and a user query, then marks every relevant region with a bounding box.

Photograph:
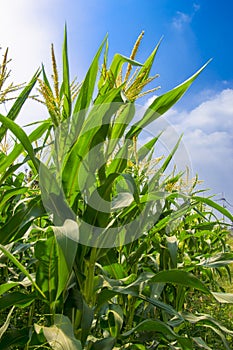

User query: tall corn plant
[0,27,233,349]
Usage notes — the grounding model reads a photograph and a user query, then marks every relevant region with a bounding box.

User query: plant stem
[84,247,97,306]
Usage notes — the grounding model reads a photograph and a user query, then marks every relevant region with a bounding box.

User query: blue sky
[0,0,233,210]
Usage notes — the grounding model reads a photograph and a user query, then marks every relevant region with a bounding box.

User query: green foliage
[0,27,233,350]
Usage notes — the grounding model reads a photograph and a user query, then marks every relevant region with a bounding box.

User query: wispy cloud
[172,12,192,30]
[172,3,200,30]
[193,3,201,12]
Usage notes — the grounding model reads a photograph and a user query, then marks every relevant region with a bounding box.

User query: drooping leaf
[121,318,177,339]
[150,269,210,294]
[0,197,45,245]
[193,196,233,222]
[0,282,19,296]
[0,292,37,310]
[0,114,39,171]
[198,252,233,268]
[0,245,45,298]
[35,314,82,350]
[0,187,28,212]
[108,304,123,337]
[90,336,115,350]
[0,327,29,349]
[212,292,233,304]
[0,306,15,339]
[0,120,51,180]
[192,337,212,350]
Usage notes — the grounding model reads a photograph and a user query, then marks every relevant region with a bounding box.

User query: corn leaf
[35,314,82,350]
[0,245,45,298]
[0,283,19,296]
[0,120,50,179]
[150,269,210,294]
[0,114,39,171]
[0,306,15,340]
[72,34,108,137]
[62,25,71,120]
[193,196,233,222]
[0,69,40,142]
[0,197,45,245]
[53,220,78,300]
[126,60,211,138]
[0,292,36,310]
[90,337,116,350]
[122,319,176,338]
[35,236,60,305]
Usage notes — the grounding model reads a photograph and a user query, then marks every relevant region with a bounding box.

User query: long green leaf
[110,53,142,79]
[53,220,78,300]
[182,312,233,336]
[0,120,50,179]
[137,131,163,162]
[0,282,19,296]
[193,196,233,222]
[0,245,45,298]
[0,306,15,339]
[150,269,210,294]
[0,69,40,141]
[0,197,45,245]
[90,337,115,350]
[198,252,233,268]
[0,187,28,211]
[35,236,59,305]
[0,114,39,171]
[212,292,233,304]
[122,319,183,341]
[0,328,29,349]
[192,337,212,350]
[126,60,211,138]
[62,24,71,120]
[0,292,37,310]
[35,314,82,350]
[72,34,108,136]
[62,88,123,205]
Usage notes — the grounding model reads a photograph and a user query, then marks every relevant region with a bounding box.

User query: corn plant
[0,27,233,349]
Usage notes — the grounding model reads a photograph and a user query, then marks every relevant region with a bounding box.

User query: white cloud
[193,3,201,12]
[144,89,233,205]
[172,3,200,30]
[0,0,64,81]
[0,0,66,125]
[172,12,192,30]
[184,89,233,132]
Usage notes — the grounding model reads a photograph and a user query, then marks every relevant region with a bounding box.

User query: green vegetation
[0,28,233,349]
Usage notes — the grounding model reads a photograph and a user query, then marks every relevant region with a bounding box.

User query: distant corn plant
[0,47,24,105]
[0,27,233,350]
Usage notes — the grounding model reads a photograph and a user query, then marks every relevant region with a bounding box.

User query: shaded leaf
[150,269,210,294]
[35,314,82,350]
[0,245,45,298]
[0,292,36,310]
